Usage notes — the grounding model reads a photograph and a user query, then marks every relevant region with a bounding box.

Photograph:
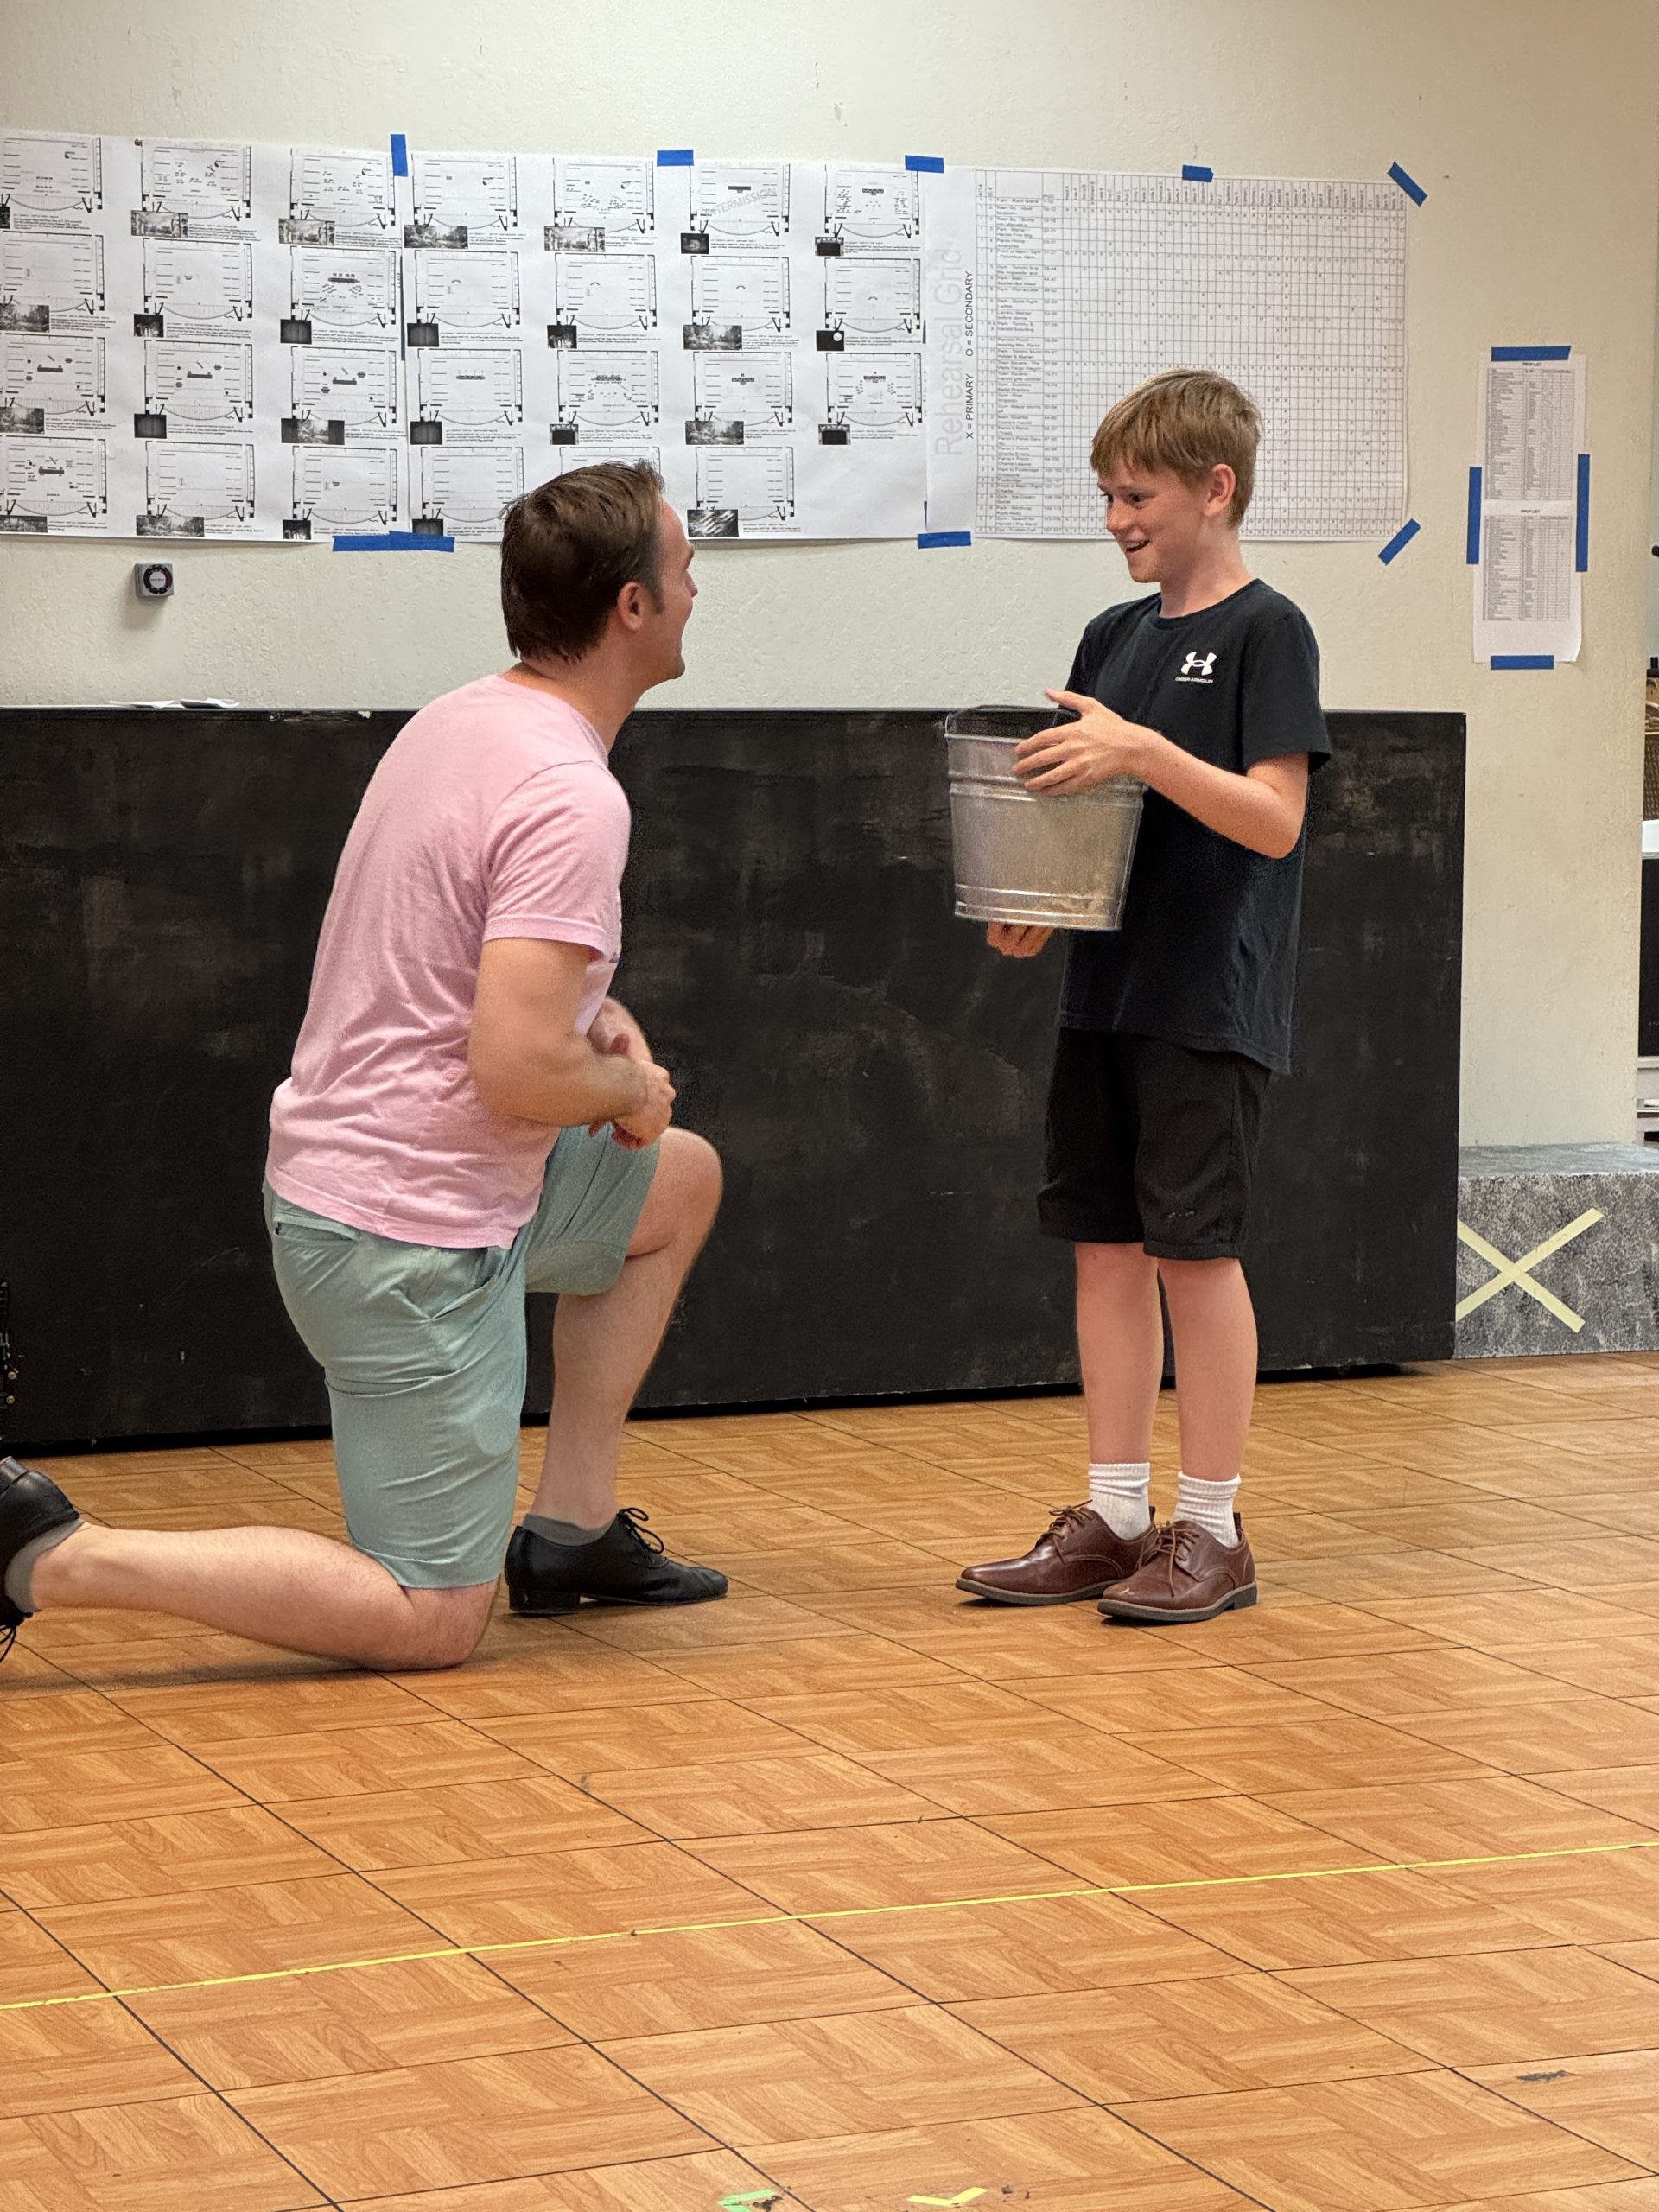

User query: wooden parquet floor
[6,1356,1659,2209]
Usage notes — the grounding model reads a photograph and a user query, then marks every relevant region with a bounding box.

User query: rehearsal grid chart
[957,172,1408,542]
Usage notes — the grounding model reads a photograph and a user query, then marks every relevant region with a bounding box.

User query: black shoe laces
[617,1505,666,1556]
[0,1622,15,1667]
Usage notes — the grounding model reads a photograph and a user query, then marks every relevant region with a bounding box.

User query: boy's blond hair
[1090,370,1262,527]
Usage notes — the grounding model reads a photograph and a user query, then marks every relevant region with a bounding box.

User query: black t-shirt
[1058,578,1329,1076]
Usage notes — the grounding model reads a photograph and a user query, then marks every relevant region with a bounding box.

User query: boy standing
[957,371,1328,1625]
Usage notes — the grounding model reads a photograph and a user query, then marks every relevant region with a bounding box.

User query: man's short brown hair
[499,461,665,664]
[1090,370,1262,526]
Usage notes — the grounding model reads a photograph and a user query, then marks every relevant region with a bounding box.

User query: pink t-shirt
[267,674,628,1246]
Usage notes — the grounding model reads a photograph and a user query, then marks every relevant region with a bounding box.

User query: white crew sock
[1174,1472,1241,1547]
[1086,1461,1152,1541]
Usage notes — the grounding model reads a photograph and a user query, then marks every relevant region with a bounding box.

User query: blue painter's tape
[1491,654,1555,670]
[918,530,971,549]
[1491,344,1571,360]
[1388,161,1426,204]
[334,531,454,551]
[1378,518,1421,565]
[1576,451,1591,572]
[905,154,944,173]
[390,133,408,178]
[1181,163,1214,182]
[656,148,694,167]
[1466,467,1482,565]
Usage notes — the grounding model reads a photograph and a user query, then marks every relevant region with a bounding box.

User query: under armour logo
[1180,651,1217,678]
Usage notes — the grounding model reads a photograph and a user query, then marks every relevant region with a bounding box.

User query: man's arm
[469,938,674,1141]
[1014,688,1309,861]
[587,995,652,1063]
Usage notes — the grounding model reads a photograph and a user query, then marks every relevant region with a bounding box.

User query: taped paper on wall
[924,168,1407,542]
[3,124,1410,547]
[1471,349,1585,666]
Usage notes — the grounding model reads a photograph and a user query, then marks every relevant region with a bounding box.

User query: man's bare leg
[26,1130,720,1664]
[29,1522,493,1669]
[531,1128,721,1527]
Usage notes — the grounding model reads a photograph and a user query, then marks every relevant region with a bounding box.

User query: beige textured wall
[3,0,1656,1140]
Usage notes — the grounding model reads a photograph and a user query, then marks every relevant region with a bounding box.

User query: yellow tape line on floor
[5,1833,1657,2019]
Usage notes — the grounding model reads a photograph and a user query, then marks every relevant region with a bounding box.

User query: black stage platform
[1,705,1464,1446]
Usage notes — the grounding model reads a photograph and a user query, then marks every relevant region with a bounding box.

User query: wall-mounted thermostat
[133,561,174,601]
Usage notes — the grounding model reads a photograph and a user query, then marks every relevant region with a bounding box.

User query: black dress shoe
[505,1507,728,1618]
[0,1456,81,1648]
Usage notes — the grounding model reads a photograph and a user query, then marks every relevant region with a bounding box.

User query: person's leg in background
[16,1501,495,1669]
[957,1032,1163,1603]
[6,1189,537,1670]
[1097,1040,1266,1623]
[1160,1251,1257,1540]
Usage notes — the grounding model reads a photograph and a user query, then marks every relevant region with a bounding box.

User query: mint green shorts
[264,1126,658,1588]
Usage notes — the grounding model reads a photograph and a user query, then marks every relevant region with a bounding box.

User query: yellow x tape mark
[1455,1207,1602,1332]
[911,2194,987,2206]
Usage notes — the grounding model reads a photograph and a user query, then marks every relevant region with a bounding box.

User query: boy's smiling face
[1096,460,1236,589]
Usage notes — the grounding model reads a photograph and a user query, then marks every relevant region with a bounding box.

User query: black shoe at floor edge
[0,1456,81,1653]
[504,1506,728,1617]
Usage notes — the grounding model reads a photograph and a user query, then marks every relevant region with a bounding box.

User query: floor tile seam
[1100,1705,1513,1789]
[1241,1643,1659,1715]
[721,1899,1262,2209]
[1241,1777,1659,1873]
[0,1882,221,2133]
[16,1836,1659,2024]
[677,1893,1282,2202]
[1440,2054,1659,2176]
[106,1975,345,2210]
[9,1644,291,1846]
[165,1712,559,1813]
[1092,2056,1650,2153]
[793,1958,1408,2169]
[493,1789,966,1850]
[92,1696,522,1751]
[1354,1707,1659,1772]
[1236,1934,1603,1986]
[1325,1582,1646,1640]
[438,1944,743,2177]
[1249,1950,1659,2070]
[391,1648,723,1727]
[946,2013,1444,2105]
[1262,1999,1659,2078]
[644,1627,1002,1698]
[1210,1671,1576,1735]
[843,1760,1233,1826]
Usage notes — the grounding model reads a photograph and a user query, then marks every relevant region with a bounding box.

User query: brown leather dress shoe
[956,1503,1156,1605]
[1096,1516,1257,1624]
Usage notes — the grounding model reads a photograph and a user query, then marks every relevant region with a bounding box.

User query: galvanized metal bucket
[945,705,1144,931]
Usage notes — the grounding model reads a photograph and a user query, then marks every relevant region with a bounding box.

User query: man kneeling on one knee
[1,462,728,1671]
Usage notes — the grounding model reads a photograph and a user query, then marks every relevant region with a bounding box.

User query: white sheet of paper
[1471,351,1585,665]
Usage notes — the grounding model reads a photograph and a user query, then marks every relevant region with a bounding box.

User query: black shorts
[1038,1028,1271,1260]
